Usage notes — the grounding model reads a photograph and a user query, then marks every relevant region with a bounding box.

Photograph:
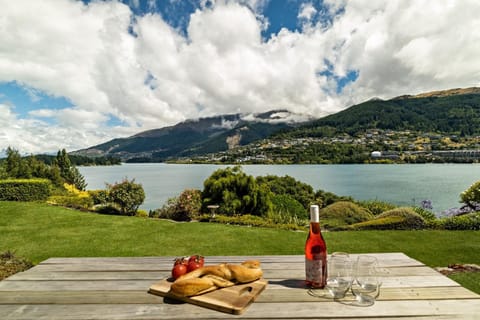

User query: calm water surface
[78,163,480,214]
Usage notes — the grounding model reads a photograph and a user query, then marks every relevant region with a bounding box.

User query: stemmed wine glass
[351,255,381,306]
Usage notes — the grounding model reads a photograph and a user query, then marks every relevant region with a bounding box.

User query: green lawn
[1,201,479,293]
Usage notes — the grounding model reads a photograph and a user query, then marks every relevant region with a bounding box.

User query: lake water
[78,163,480,214]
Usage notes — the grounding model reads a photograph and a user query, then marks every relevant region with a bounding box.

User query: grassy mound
[352,207,425,230]
[319,201,374,230]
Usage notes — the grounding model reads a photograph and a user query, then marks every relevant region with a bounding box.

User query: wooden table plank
[5,265,442,281]
[1,300,480,319]
[0,286,478,305]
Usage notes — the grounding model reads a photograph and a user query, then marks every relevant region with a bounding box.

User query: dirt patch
[0,251,33,281]
[435,263,480,276]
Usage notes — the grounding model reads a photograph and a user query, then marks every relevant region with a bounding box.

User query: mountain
[72,110,311,162]
[74,87,480,163]
[280,87,480,138]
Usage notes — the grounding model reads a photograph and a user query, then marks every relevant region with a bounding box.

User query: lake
[78,163,480,215]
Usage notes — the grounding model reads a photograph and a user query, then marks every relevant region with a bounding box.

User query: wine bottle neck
[310,222,321,234]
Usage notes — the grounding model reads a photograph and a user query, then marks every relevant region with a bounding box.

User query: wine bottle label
[305,258,325,286]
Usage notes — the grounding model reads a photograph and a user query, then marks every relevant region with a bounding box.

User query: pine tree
[54,149,87,190]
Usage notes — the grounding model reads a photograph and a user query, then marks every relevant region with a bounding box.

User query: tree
[460,180,480,212]
[202,166,273,216]
[54,149,87,190]
[256,175,315,209]
[108,178,145,215]
[5,147,31,178]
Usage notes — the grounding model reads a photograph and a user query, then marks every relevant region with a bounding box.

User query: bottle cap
[310,205,319,222]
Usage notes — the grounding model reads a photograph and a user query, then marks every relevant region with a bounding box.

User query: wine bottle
[305,204,327,288]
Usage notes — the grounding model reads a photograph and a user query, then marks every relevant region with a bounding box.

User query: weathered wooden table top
[1,253,479,319]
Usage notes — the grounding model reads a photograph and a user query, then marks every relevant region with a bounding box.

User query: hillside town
[178,129,480,164]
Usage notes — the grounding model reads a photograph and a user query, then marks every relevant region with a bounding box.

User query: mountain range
[73,87,480,162]
[72,110,312,162]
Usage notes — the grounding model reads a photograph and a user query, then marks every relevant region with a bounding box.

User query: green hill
[280,90,480,138]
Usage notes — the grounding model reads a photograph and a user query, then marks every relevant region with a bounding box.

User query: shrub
[155,197,177,220]
[353,207,425,230]
[107,178,145,216]
[357,200,397,215]
[47,184,93,210]
[319,201,374,229]
[412,206,437,221]
[88,189,109,205]
[201,166,273,216]
[172,189,202,221]
[135,209,149,218]
[48,195,93,210]
[257,175,315,209]
[0,179,51,201]
[153,189,202,222]
[440,212,480,230]
[94,204,122,215]
[271,194,308,220]
[460,180,480,209]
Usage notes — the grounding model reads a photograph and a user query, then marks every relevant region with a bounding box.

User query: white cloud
[1,0,480,154]
[298,2,317,21]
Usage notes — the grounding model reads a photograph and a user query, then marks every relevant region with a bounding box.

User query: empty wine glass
[325,252,353,299]
[351,255,381,306]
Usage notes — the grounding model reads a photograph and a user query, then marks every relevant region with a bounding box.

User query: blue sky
[1,0,480,154]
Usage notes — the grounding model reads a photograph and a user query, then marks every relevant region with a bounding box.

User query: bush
[357,200,397,215]
[107,178,145,216]
[0,179,51,201]
[48,195,93,210]
[319,201,374,229]
[440,212,480,230]
[271,194,308,220]
[47,183,93,210]
[153,189,202,222]
[94,204,122,215]
[201,166,273,216]
[135,209,149,218]
[412,206,437,221]
[257,175,315,209]
[88,189,109,205]
[353,207,425,230]
[460,180,480,209]
[173,189,202,221]
[155,197,177,220]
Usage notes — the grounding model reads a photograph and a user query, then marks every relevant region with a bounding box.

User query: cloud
[298,2,317,21]
[1,0,480,154]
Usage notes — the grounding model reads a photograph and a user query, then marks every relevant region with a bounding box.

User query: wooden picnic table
[0,253,479,319]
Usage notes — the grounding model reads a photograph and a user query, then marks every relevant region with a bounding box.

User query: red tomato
[173,257,187,266]
[171,257,188,279]
[172,263,187,279]
[187,255,204,272]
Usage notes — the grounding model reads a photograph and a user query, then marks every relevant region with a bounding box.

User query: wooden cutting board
[148,278,268,315]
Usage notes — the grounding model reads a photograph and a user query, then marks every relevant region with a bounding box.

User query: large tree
[202,166,273,216]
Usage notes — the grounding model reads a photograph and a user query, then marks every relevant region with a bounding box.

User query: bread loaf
[170,260,263,297]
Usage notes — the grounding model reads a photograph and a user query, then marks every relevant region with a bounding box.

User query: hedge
[0,179,52,201]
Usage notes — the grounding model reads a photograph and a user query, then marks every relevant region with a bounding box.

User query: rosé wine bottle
[305,205,327,288]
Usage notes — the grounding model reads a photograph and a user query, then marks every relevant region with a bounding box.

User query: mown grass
[1,201,479,293]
